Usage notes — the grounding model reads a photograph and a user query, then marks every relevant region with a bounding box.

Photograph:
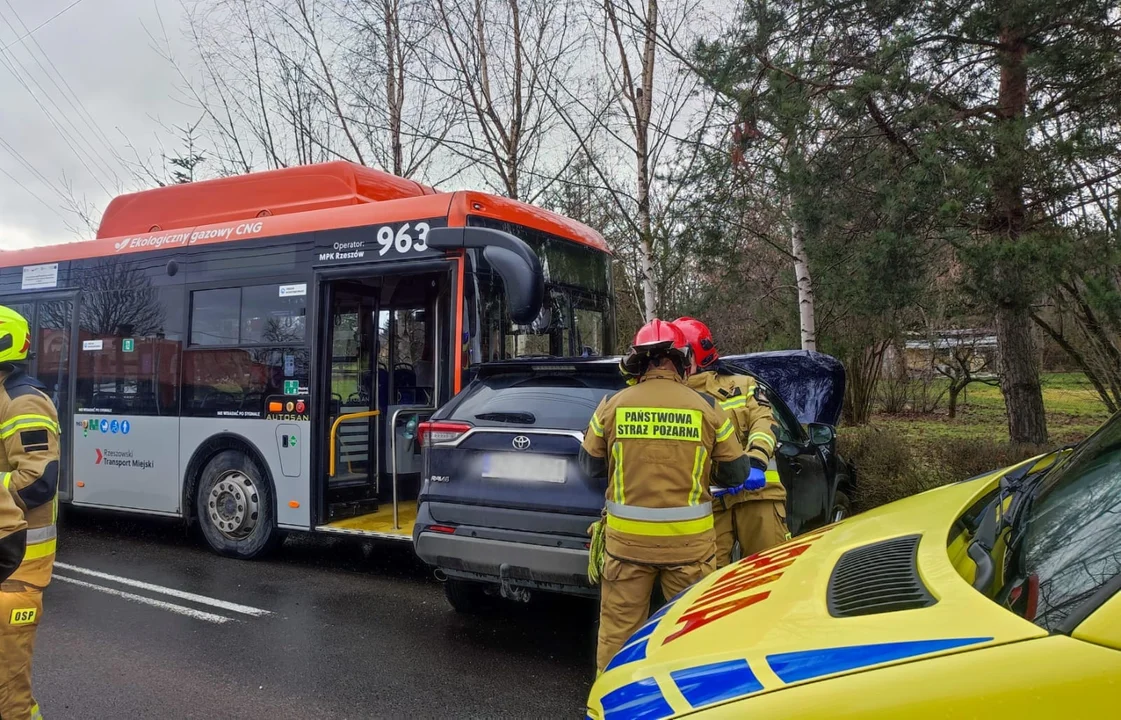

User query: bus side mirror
[426,227,544,325]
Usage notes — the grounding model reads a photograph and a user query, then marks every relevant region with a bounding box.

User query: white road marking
[53,575,233,624]
[54,562,271,617]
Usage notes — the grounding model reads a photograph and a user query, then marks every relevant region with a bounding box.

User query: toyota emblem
[512,435,531,451]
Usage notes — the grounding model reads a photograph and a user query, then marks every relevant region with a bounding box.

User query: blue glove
[744,465,767,491]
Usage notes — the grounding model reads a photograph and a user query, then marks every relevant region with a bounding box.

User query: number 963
[377,222,431,256]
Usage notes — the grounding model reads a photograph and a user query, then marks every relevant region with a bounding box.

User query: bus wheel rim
[208,471,260,540]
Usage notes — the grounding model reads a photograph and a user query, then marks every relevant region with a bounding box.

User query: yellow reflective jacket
[0,470,26,583]
[0,365,60,589]
[581,368,748,565]
[687,370,785,505]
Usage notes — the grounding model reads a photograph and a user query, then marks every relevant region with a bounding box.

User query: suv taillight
[416,421,472,447]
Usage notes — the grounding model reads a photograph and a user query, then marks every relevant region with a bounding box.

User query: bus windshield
[464,217,614,367]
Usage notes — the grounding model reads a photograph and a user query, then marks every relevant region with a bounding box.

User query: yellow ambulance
[587,412,1121,718]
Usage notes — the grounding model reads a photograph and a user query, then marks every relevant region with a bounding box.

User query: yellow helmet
[0,305,31,365]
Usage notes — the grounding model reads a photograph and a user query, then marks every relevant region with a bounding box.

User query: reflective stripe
[0,413,59,431]
[766,457,781,485]
[0,414,60,438]
[748,432,776,452]
[1,421,59,439]
[689,446,706,505]
[1,471,9,489]
[719,397,747,410]
[23,537,56,560]
[589,414,605,437]
[611,442,625,504]
[605,501,712,521]
[715,419,735,442]
[30,704,42,720]
[606,513,714,537]
[27,524,56,543]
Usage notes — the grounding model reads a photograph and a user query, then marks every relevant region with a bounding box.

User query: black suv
[413,351,852,612]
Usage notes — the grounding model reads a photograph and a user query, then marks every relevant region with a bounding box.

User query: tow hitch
[498,563,531,603]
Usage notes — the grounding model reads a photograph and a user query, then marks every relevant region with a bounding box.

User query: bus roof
[0,161,609,268]
[96,161,438,238]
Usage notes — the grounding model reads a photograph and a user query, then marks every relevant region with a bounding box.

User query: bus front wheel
[196,450,281,559]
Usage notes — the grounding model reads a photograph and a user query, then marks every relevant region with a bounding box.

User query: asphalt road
[33,509,598,719]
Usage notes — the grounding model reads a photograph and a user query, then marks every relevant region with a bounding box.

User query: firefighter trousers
[596,553,715,673]
[0,582,43,720]
[714,498,789,569]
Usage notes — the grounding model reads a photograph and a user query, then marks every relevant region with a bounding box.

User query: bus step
[328,498,380,522]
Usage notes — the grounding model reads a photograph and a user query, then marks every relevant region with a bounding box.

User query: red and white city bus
[0,161,614,558]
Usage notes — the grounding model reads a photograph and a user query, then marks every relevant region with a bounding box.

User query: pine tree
[695,0,1121,443]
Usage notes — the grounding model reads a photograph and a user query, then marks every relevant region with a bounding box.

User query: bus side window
[75,286,183,417]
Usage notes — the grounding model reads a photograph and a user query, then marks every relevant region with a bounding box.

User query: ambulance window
[1019,415,1121,631]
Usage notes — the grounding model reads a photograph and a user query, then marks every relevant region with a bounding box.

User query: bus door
[3,296,77,500]
[318,263,451,534]
[323,284,381,520]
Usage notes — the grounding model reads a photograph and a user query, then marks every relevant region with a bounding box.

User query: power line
[2,0,126,175]
[0,34,117,193]
[0,4,121,188]
[0,135,70,202]
[0,0,88,52]
[0,163,69,224]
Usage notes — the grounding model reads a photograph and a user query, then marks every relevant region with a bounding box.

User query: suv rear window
[447,371,624,431]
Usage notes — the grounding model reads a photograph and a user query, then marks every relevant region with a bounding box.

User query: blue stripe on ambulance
[670,659,764,710]
[767,637,994,684]
[600,677,674,720]
[604,605,668,671]
[627,619,659,645]
[605,639,649,671]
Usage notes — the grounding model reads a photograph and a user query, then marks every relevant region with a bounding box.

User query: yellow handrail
[329,410,380,478]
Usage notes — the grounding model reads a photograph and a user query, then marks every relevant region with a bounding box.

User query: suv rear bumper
[413,501,596,596]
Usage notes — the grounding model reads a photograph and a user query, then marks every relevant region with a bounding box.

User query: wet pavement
[34,509,598,719]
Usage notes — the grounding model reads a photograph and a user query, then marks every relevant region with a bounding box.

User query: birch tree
[427,0,583,201]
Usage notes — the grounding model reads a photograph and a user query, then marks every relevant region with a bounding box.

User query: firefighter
[0,482,26,584]
[0,305,60,720]
[580,319,752,674]
[674,317,788,568]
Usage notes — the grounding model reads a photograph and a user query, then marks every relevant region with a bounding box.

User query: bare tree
[545,0,710,320]
[39,258,166,337]
[343,0,460,178]
[932,334,1000,419]
[427,0,582,201]
[150,0,454,181]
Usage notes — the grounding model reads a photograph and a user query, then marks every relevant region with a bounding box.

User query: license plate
[481,453,567,483]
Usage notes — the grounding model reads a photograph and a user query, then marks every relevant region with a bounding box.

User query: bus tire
[196,450,281,560]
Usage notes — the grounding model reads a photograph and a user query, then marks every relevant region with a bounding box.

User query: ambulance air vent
[826,534,935,617]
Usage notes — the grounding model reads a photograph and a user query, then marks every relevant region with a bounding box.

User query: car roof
[474,356,619,378]
[471,351,846,426]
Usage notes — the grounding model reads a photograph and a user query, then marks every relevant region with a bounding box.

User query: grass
[838,372,1112,511]
[871,372,1110,447]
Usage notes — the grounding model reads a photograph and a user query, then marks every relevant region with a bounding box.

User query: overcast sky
[0,0,195,250]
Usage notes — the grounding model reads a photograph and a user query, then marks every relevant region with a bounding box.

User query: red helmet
[674,317,719,369]
[632,318,686,352]
[623,319,691,376]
